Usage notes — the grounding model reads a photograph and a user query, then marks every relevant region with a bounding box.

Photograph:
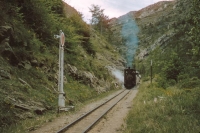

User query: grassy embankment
[124,78,200,133]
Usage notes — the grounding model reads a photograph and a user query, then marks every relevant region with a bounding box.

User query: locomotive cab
[124,67,137,89]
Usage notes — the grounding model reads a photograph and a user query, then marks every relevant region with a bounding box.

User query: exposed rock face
[113,57,126,70]
[0,26,19,65]
[77,71,98,87]
[0,26,13,42]
[136,31,176,60]
[133,1,175,19]
[66,64,98,87]
[30,59,38,67]
[66,64,77,76]
[18,60,32,70]
[66,64,116,93]
[109,1,176,62]
[0,69,11,79]
[4,96,47,117]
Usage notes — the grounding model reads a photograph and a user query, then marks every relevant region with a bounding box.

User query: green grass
[0,53,120,132]
[124,81,200,133]
[0,1,123,132]
[0,87,119,133]
[0,23,121,133]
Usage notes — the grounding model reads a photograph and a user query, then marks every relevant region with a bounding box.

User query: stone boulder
[96,86,106,94]
[0,68,11,79]
[66,64,77,77]
[18,60,32,70]
[30,59,38,67]
[66,64,98,88]
[77,71,98,86]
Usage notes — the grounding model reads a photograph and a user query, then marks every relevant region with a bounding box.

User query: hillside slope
[135,0,200,83]
[0,1,124,132]
[109,1,175,68]
[113,0,200,132]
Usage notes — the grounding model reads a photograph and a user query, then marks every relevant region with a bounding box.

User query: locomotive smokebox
[124,67,137,89]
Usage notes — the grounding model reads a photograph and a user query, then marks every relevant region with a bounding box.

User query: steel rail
[82,90,130,133]
[56,89,126,133]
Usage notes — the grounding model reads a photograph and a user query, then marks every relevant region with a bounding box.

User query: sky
[63,0,173,22]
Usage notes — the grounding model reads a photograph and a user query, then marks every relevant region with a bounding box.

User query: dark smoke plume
[119,13,139,68]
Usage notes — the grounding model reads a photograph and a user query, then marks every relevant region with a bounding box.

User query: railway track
[56,89,131,133]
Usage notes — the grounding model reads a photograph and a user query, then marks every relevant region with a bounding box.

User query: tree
[187,0,200,56]
[89,4,109,33]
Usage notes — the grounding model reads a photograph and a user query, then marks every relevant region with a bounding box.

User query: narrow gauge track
[56,89,130,133]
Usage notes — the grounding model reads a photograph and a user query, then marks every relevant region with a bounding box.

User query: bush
[168,79,176,86]
[178,77,200,89]
[156,76,168,89]
[155,75,177,89]
[142,76,150,82]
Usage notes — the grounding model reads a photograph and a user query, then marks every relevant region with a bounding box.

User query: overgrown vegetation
[89,4,112,41]
[136,0,200,87]
[125,0,200,132]
[124,81,200,133]
[0,0,121,132]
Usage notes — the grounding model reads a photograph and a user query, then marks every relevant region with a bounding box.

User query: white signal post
[55,30,66,111]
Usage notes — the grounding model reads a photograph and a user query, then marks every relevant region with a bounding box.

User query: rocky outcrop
[136,31,176,60]
[4,96,47,117]
[133,1,175,19]
[77,71,98,87]
[66,64,98,87]
[66,64,117,93]
[0,68,11,79]
[0,26,19,65]
[0,26,13,42]
[18,60,32,70]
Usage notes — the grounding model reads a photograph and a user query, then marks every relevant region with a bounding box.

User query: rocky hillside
[133,1,175,18]
[0,1,125,132]
[134,1,176,60]
[112,0,200,87]
[124,0,200,132]
[63,2,79,17]
[109,1,176,68]
[2,0,199,132]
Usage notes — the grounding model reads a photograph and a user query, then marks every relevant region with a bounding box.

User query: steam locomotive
[124,67,140,89]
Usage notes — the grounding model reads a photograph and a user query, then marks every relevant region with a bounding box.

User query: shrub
[156,76,168,89]
[179,77,200,89]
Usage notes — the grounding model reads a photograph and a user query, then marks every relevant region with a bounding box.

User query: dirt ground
[31,88,138,133]
[89,89,138,133]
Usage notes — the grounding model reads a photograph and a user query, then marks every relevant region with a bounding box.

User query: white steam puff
[111,69,124,83]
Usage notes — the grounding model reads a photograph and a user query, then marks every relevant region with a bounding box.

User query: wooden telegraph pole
[151,60,152,84]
